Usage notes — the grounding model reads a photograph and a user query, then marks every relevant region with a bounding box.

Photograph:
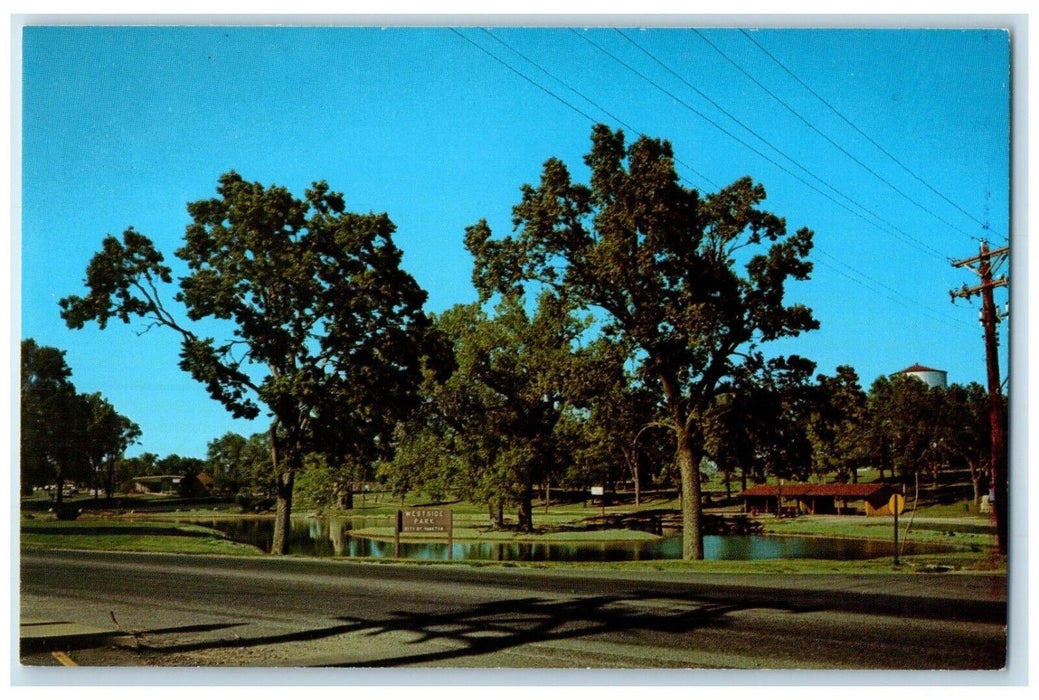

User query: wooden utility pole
[951,241,1009,554]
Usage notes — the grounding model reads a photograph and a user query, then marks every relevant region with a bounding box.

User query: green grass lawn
[19,518,265,556]
[758,514,997,546]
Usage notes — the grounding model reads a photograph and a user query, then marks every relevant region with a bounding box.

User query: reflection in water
[200,517,951,561]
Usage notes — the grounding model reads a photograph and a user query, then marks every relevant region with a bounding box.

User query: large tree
[703,355,816,495]
[61,172,448,554]
[866,374,940,487]
[808,365,869,484]
[81,392,142,499]
[394,293,605,531]
[20,339,91,501]
[942,382,999,507]
[559,357,671,508]
[206,432,251,496]
[464,125,817,558]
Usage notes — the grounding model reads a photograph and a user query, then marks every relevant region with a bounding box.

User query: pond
[199,516,952,562]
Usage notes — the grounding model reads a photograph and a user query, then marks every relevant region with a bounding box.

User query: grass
[758,514,997,547]
[19,517,265,556]
[533,550,1006,574]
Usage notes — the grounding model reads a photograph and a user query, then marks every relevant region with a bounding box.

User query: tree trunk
[624,448,641,510]
[968,460,984,510]
[104,463,115,500]
[270,469,295,555]
[517,483,534,533]
[676,432,704,560]
[488,497,505,528]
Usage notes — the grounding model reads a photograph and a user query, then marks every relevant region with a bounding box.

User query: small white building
[893,363,948,389]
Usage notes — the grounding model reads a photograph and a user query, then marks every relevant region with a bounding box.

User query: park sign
[399,508,453,534]
[395,508,454,560]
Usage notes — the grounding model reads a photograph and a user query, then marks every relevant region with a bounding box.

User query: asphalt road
[19,550,1007,671]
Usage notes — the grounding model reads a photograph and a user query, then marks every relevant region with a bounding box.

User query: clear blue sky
[18,25,1012,459]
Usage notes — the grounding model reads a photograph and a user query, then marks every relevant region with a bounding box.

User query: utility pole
[951,241,1009,555]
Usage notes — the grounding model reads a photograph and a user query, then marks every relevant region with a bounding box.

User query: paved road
[19,550,1007,670]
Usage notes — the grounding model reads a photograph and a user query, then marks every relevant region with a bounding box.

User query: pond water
[199,516,951,562]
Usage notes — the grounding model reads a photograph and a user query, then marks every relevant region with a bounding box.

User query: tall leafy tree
[81,392,142,499]
[206,432,250,495]
[704,356,816,494]
[464,125,817,558]
[20,339,91,501]
[118,452,159,484]
[397,293,601,531]
[808,365,869,483]
[561,360,671,508]
[942,382,999,507]
[61,172,448,554]
[867,374,947,487]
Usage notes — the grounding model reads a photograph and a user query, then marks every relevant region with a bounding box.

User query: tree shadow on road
[127,578,1006,668]
[138,590,780,667]
[325,592,750,667]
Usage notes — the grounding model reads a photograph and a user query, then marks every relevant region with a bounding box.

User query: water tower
[893,363,948,389]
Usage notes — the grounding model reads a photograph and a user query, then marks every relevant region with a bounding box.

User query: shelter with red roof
[739,482,901,517]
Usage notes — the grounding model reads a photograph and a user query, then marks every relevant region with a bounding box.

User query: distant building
[131,475,182,495]
[893,363,947,389]
[739,483,900,517]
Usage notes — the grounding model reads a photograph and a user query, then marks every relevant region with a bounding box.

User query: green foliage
[293,453,338,511]
[393,293,606,531]
[864,375,1001,494]
[464,125,818,558]
[867,375,939,483]
[80,393,142,499]
[807,366,869,483]
[114,452,157,492]
[556,354,673,496]
[705,355,817,490]
[61,172,448,553]
[20,339,83,496]
[206,432,250,495]
[20,339,140,501]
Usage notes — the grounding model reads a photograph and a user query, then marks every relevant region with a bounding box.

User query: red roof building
[739,482,900,516]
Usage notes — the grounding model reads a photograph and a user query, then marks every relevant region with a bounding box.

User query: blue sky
[18,24,1013,459]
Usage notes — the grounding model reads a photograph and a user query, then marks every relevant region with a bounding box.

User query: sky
[16,22,1014,460]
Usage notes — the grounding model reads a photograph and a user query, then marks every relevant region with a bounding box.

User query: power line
[448,28,600,125]
[450,28,716,191]
[454,28,969,334]
[476,29,720,191]
[739,28,1002,241]
[693,28,978,243]
[597,28,949,262]
[815,248,974,330]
